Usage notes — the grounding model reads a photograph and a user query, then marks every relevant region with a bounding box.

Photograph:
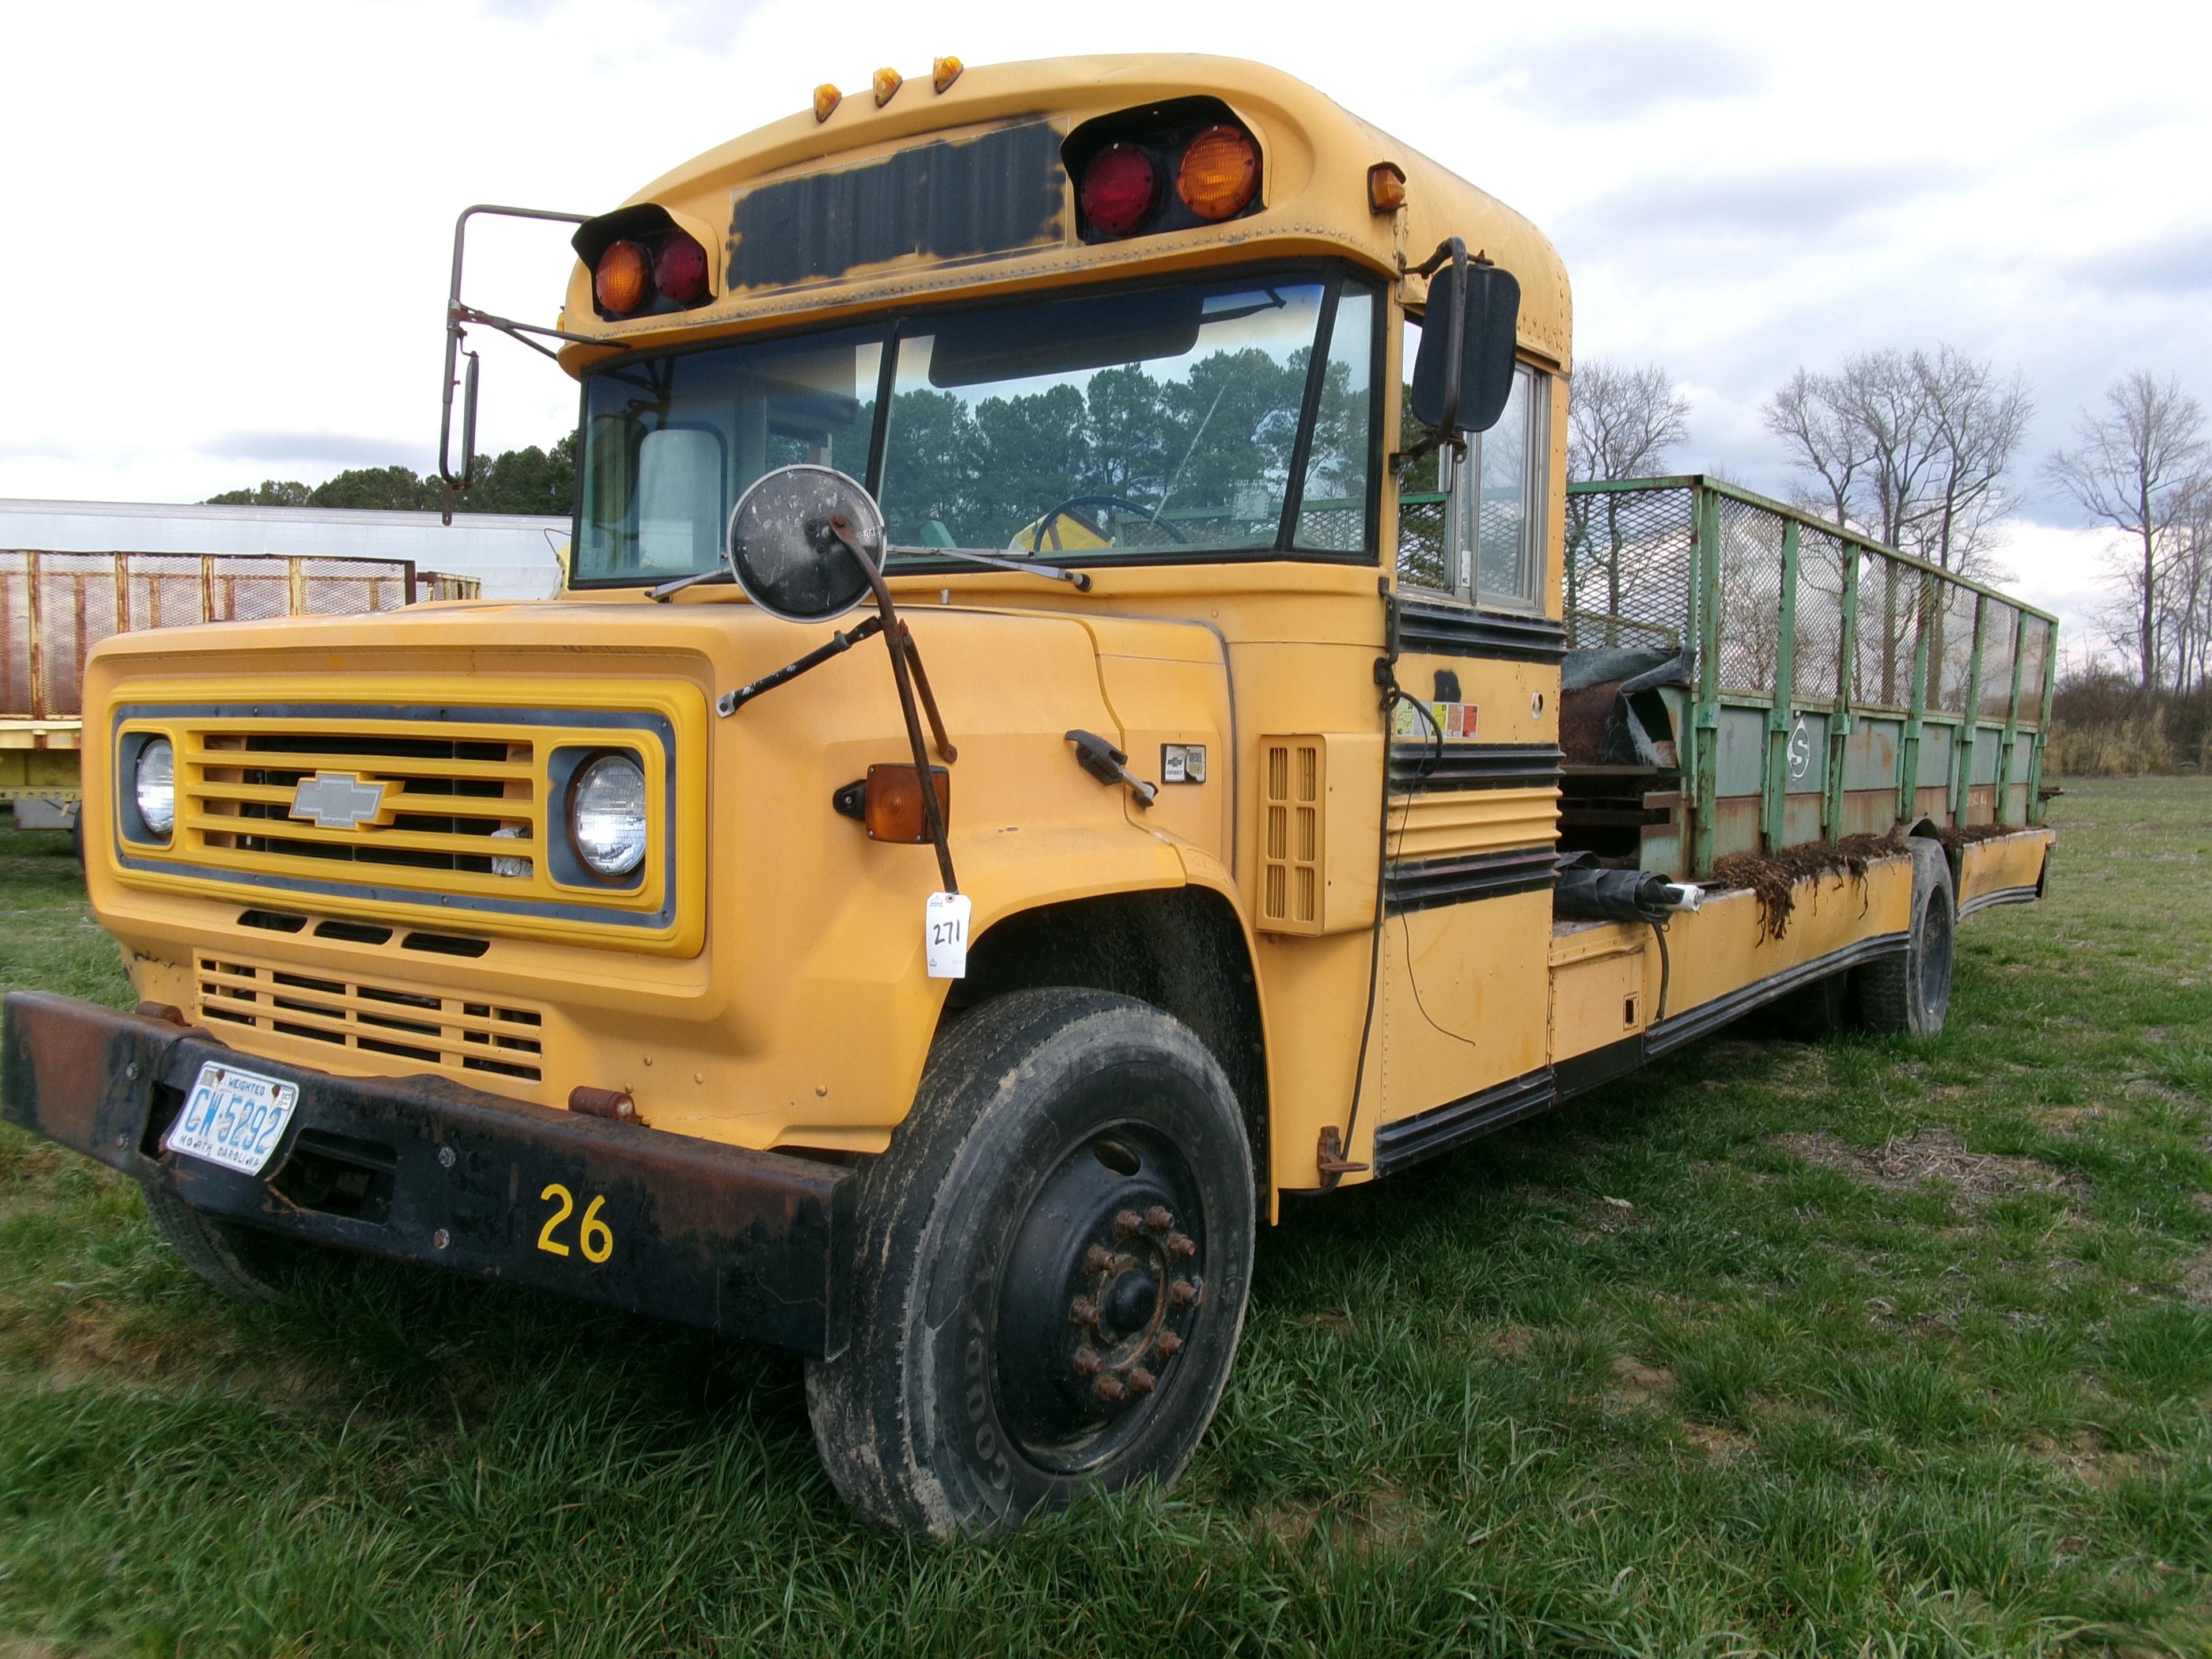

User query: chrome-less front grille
[191,729,535,876]
[196,954,545,1082]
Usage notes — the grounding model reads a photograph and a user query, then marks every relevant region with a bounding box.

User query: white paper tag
[925,892,972,978]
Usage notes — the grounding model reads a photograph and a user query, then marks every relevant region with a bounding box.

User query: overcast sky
[5,0,2206,655]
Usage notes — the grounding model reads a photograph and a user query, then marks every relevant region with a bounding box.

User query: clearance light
[873,66,903,106]
[653,233,709,306]
[1368,162,1407,214]
[1176,126,1260,221]
[594,241,651,316]
[1081,144,1158,239]
[814,82,841,122]
[932,55,963,93]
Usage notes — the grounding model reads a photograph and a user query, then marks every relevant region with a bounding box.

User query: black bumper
[1,991,854,1357]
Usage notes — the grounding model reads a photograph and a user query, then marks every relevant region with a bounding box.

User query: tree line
[1569,352,2212,765]
[206,435,578,517]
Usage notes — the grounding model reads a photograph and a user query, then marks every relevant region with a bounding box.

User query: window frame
[1444,362,1550,613]
[565,259,1389,589]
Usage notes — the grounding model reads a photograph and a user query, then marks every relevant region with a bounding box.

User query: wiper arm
[652,550,1089,603]
[885,547,1093,592]
[649,569,735,603]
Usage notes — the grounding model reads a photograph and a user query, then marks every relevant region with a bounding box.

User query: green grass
[3,785,2211,1657]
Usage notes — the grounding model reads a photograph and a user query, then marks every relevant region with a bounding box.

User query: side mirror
[1409,255,1521,436]
[724,464,881,623]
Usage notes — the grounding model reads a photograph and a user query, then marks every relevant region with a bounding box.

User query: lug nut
[1167,1233,1197,1259]
[1128,1366,1156,1394]
[1069,1297,1101,1328]
[1145,1206,1172,1231]
[1169,1278,1202,1308]
[1113,1210,1142,1238]
[1156,1331,1184,1358]
[1094,1374,1128,1404]
[1084,1245,1115,1274]
[1074,1348,1103,1377]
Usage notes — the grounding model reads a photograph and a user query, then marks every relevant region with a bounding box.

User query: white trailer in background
[2,498,566,832]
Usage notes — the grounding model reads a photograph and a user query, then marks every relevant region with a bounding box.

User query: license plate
[164,1062,299,1176]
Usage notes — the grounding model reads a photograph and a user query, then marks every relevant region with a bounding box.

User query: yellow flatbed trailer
[2,55,2051,1535]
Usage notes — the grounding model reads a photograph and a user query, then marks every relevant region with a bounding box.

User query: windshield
[572,270,1377,585]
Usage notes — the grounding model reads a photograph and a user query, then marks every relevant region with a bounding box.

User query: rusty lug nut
[1127,1366,1157,1395]
[1113,1209,1143,1238]
[1073,1348,1104,1377]
[1094,1374,1128,1404]
[1145,1205,1173,1231]
[1166,1233,1197,1259]
[1155,1331,1184,1359]
[1069,1297,1101,1328]
[1168,1278,1197,1308]
[1083,1245,1116,1274]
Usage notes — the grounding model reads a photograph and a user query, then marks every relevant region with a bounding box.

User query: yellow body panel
[1957,828,2054,909]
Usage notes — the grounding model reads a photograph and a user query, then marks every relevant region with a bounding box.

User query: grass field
[2,781,2209,1657]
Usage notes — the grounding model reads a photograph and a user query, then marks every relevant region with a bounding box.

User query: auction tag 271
[926,892,971,979]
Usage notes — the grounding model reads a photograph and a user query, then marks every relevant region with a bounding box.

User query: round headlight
[570,753,646,878]
[134,738,176,837]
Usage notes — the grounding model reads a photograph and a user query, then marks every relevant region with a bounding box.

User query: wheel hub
[994,1130,1206,1467]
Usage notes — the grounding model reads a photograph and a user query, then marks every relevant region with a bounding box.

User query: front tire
[1855,837,1955,1038]
[143,1185,296,1302]
[805,987,1255,1537]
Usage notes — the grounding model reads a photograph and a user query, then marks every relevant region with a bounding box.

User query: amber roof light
[594,241,651,315]
[1176,126,1259,221]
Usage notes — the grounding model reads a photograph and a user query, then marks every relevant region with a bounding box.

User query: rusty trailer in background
[1,551,479,831]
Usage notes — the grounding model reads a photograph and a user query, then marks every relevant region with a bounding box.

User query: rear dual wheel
[1856,837,1955,1039]
[805,988,1254,1537]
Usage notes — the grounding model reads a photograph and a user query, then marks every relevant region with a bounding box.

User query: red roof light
[653,233,709,306]
[1080,143,1158,239]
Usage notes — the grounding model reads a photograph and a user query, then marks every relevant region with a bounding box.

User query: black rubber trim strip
[1959,884,2039,919]
[1395,596,1568,664]
[1372,1069,1556,1177]
[1390,743,1563,794]
[1368,927,1912,1176]
[1384,845,1558,914]
[1642,930,1908,1057]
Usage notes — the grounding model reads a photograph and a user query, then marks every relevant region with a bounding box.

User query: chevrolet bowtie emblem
[290,772,387,830]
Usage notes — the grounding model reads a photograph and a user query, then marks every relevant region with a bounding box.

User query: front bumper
[1,991,854,1356]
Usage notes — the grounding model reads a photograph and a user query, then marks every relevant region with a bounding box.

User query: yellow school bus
[3,55,2056,1536]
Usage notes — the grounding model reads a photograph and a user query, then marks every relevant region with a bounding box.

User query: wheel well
[1903,819,1960,889]
[946,888,1268,1189]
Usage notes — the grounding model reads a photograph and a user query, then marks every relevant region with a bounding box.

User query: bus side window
[1397,335,1548,610]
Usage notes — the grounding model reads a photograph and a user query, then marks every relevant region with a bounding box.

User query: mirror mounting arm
[439,204,595,525]
[716,613,885,715]
[1391,237,1474,482]
[828,515,960,894]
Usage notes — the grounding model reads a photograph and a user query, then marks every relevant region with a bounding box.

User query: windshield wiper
[884,547,1092,592]
[650,548,1090,604]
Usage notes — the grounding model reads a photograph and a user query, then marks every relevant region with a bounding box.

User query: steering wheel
[1027,494,1188,552]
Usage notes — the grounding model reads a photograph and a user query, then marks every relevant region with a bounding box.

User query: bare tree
[1763,367,1866,525]
[2045,373,2209,695]
[1569,361,1691,483]
[1909,347,2033,576]
[1565,361,1691,642]
[1764,346,2028,581]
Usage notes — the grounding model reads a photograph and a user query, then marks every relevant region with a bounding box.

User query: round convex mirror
[724,464,884,624]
